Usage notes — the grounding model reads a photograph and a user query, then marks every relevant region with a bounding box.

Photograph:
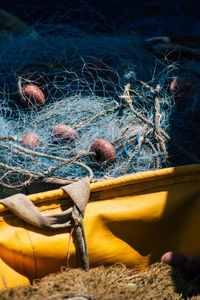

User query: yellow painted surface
[0,164,200,288]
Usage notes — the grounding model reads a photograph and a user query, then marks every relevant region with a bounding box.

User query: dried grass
[1,263,200,300]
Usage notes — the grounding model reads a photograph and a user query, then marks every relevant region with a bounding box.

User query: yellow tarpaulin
[0,164,200,289]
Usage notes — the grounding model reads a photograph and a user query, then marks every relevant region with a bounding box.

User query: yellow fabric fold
[0,164,200,289]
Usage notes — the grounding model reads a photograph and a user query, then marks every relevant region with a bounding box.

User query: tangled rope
[0,12,199,192]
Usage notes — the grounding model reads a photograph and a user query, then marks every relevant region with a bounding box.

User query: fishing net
[0,5,200,193]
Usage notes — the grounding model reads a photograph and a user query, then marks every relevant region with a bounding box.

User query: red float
[22,84,45,108]
[170,77,192,95]
[51,125,79,144]
[89,139,116,166]
[21,132,40,149]
[160,251,188,267]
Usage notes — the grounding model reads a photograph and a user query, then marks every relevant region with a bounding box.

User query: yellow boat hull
[0,164,200,288]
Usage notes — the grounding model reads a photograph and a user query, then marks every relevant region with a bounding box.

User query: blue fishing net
[0,3,199,191]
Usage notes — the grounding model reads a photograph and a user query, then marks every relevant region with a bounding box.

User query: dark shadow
[170,267,200,298]
[167,82,200,168]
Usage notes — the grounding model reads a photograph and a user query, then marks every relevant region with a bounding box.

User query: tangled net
[0,11,200,192]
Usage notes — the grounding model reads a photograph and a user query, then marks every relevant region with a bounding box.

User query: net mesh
[0,7,199,192]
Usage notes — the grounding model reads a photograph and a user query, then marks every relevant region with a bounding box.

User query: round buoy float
[160,251,188,267]
[170,77,192,95]
[51,125,79,145]
[89,139,116,166]
[21,84,45,108]
[21,132,40,149]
